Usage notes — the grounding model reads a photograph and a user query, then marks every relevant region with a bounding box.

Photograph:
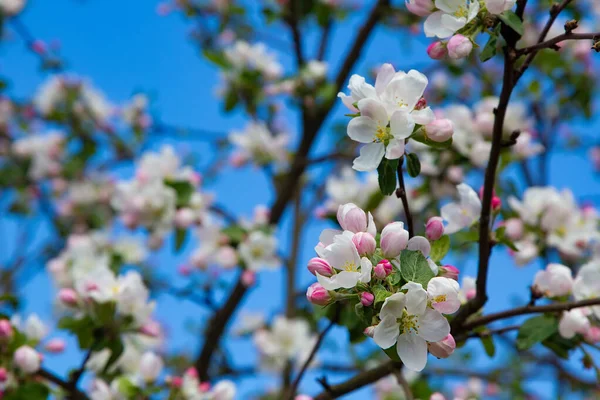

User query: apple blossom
[425,118,454,142]
[373,283,450,371]
[0,320,13,338]
[14,345,41,373]
[430,393,447,400]
[427,277,461,314]
[573,261,600,318]
[139,351,163,382]
[352,232,377,256]
[0,0,26,16]
[584,326,600,343]
[380,222,409,258]
[558,309,590,339]
[503,218,524,240]
[485,0,516,14]
[428,333,456,358]
[407,236,432,257]
[427,41,447,59]
[406,0,434,16]
[459,276,476,303]
[306,283,331,306]
[337,203,376,235]
[307,257,334,277]
[44,338,66,353]
[533,263,573,298]
[317,234,372,290]
[447,34,473,59]
[424,0,480,38]
[361,292,375,307]
[238,231,280,271]
[374,259,393,279]
[441,183,482,234]
[229,122,289,167]
[426,216,445,240]
[440,264,459,281]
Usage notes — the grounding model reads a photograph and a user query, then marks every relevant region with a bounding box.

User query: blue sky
[2,0,599,398]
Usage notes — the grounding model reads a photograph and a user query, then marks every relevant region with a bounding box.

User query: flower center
[375,125,391,143]
[251,247,264,258]
[342,261,357,272]
[398,310,419,334]
[433,294,447,303]
[454,5,468,18]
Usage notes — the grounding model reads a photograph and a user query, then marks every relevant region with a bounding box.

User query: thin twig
[395,156,414,237]
[393,368,413,400]
[517,31,600,55]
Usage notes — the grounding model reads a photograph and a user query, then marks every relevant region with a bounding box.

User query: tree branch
[395,156,414,237]
[37,368,89,400]
[517,32,600,55]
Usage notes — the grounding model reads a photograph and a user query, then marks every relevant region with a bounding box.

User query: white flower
[338,74,378,112]
[441,183,482,234]
[11,314,47,342]
[348,99,415,171]
[115,271,155,326]
[0,0,26,16]
[139,351,163,382]
[12,131,65,180]
[424,0,480,38]
[13,346,40,374]
[317,232,372,290]
[533,263,573,298]
[512,237,539,266]
[88,379,116,400]
[373,283,450,371]
[485,0,516,15]
[34,76,66,116]
[573,261,600,319]
[238,231,279,271]
[427,277,461,314]
[558,309,590,339]
[513,132,544,159]
[224,40,283,79]
[336,203,377,236]
[229,122,289,167]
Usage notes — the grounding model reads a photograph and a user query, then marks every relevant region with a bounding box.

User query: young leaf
[377,158,399,196]
[430,235,450,262]
[400,250,435,287]
[516,315,558,350]
[498,10,524,36]
[372,284,392,307]
[406,153,421,178]
[174,228,189,252]
[481,336,496,357]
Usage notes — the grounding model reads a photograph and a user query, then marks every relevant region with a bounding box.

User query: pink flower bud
[425,216,445,241]
[430,393,447,400]
[374,259,393,279]
[295,396,313,400]
[140,321,162,338]
[14,346,41,374]
[0,320,13,339]
[363,326,375,338]
[352,232,376,256]
[360,292,374,307]
[447,34,473,59]
[31,40,47,55]
[171,376,183,388]
[44,338,66,353]
[175,208,196,228]
[185,367,198,378]
[307,257,334,277]
[491,196,502,211]
[406,0,435,16]
[178,264,193,276]
[229,151,248,167]
[465,288,476,301]
[446,166,464,183]
[380,222,409,259]
[199,382,211,392]
[425,119,454,142]
[241,270,256,287]
[58,288,78,307]
[337,203,368,233]
[504,218,524,240]
[584,326,600,343]
[427,41,447,60]
[440,265,459,281]
[428,334,456,358]
[306,283,331,306]
[0,367,7,382]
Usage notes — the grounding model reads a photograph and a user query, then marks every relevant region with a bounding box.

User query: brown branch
[37,368,89,400]
[517,32,600,55]
[287,0,305,67]
[393,368,414,400]
[317,20,332,61]
[286,317,337,399]
[314,361,401,400]
[462,297,600,331]
[395,156,414,237]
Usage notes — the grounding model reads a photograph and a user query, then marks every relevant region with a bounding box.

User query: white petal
[373,316,400,349]
[338,92,358,112]
[441,14,466,33]
[418,308,450,342]
[375,63,396,95]
[411,107,435,125]
[403,283,428,315]
[367,212,377,237]
[407,236,431,257]
[357,98,389,126]
[353,143,385,172]
[424,11,455,38]
[359,257,373,283]
[348,116,378,143]
[317,271,360,290]
[380,292,406,319]
[385,139,405,160]
[396,332,428,371]
[390,109,415,140]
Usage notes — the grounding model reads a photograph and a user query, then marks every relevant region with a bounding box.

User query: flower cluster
[253,316,317,371]
[305,203,462,371]
[507,186,600,264]
[532,262,600,344]
[228,121,289,167]
[11,130,65,180]
[112,145,211,247]
[338,64,452,171]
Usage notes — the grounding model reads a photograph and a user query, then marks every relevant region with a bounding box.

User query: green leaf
[174,228,188,252]
[58,316,96,349]
[164,180,195,207]
[400,250,435,288]
[223,90,239,112]
[0,294,19,309]
[481,336,496,357]
[480,25,500,62]
[383,345,401,361]
[4,383,50,400]
[221,225,247,246]
[202,49,231,69]
[406,153,421,178]
[517,315,558,350]
[377,158,398,196]
[542,332,580,359]
[498,10,524,36]
[372,284,392,307]
[495,226,518,251]
[430,235,450,263]
[116,377,141,398]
